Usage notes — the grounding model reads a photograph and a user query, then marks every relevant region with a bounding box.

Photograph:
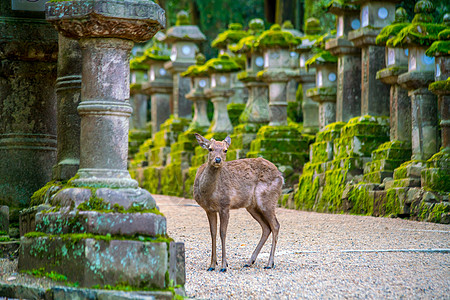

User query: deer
[193,133,283,272]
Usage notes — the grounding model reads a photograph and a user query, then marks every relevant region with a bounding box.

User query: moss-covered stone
[211,23,249,50]
[256,24,301,50]
[421,149,450,192]
[304,17,322,35]
[376,8,409,46]
[227,103,246,127]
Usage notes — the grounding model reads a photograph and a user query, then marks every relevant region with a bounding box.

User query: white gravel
[1,194,449,300]
[156,195,450,299]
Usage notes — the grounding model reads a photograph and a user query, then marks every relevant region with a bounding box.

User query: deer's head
[195,133,231,168]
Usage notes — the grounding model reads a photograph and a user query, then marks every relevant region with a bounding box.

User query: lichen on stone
[305,49,337,70]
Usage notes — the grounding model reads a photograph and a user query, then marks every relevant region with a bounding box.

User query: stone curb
[0,283,179,300]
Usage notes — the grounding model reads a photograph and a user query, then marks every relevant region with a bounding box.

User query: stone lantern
[281,20,305,104]
[361,7,411,184]
[163,11,206,119]
[306,50,338,129]
[348,0,398,117]
[226,18,270,160]
[140,44,173,135]
[294,18,322,134]
[390,0,445,184]
[325,0,362,122]
[182,54,211,132]
[248,24,310,186]
[211,23,249,106]
[421,14,450,193]
[256,24,301,126]
[204,54,242,134]
[20,1,186,293]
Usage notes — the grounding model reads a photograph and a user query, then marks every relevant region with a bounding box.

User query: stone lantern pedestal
[247,25,310,186]
[306,55,338,129]
[0,2,58,220]
[128,60,151,160]
[294,18,322,134]
[325,0,362,122]
[421,16,450,198]
[361,8,411,184]
[381,0,445,218]
[19,1,186,292]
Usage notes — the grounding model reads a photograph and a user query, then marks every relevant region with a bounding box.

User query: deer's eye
[224,149,227,153]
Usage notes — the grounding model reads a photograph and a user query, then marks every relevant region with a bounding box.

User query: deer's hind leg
[260,208,280,269]
[244,206,271,267]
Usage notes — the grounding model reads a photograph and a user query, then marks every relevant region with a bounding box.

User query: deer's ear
[194,133,210,149]
[223,136,231,148]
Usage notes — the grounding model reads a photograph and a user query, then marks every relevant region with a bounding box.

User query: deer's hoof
[243,264,251,268]
[207,267,215,271]
[264,266,274,270]
[219,268,227,273]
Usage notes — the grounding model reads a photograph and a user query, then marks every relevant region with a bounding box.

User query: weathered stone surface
[205,87,234,133]
[169,242,186,286]
[53,34,82,181]
[36,211,166,237]
[19,205,51,237]
[0,283,46,300]
[0,14,58,208]
[45,0,165,42]
[19,237,169,288]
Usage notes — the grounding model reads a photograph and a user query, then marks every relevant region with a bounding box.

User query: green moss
[227,103,246,127]
[306,86,337,97]
[304,17,322,35]
[142,45,170,62]
[256,24,301,50]
[130,83,142,92]
[384,188,403,216]
[418,202,450,223]
[130,57,150,71]
[313,30,336,49]
[429,78,450,92]
[211,23,249,49]
[175,10,190,26]
[387,23,446,48]
[294,167,320,210]
[347,183,373,215]
[23,268,68,282]
[199,53,242,74]
[305,49,337,69]
[426,40,450,56]
[376,23,410,46]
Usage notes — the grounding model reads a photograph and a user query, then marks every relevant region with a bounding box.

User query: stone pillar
[53,34,82,181]
[183,55,211,132]
[306,58,338,129]
[295,18,322,134]
[384,0,444,191]
[421,13,450,193]
[0,2,58,209]
[163,11,206,119]
[282,21,304,104]
[129,68,149,131]
[211,23,249,105]
[19,1,185,291]
[206,74,235,133]
[325,1,362,122]
[348,0,396,117]
[141,57,173,135]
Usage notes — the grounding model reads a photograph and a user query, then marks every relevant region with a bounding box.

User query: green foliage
[376,23,410,46]
[304,0,335,33]
[426,40,450,56]
[0,236,10,242]
[305,49,337,69]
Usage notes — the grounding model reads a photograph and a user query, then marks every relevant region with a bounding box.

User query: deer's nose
[215,157,221,164]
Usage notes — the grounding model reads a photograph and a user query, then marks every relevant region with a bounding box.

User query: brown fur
[193,133,283,272]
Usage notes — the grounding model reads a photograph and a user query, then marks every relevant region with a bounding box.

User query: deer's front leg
[206,211,217,271]
[219,209,230,272]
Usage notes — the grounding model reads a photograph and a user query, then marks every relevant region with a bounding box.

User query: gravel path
[156,195,450,300]
[1,194,449,299]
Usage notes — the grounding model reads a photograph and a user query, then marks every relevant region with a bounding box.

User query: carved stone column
[19,1,186,292]
[53,34,82,181]
[325,1,362,122]
[0,1,58,212]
